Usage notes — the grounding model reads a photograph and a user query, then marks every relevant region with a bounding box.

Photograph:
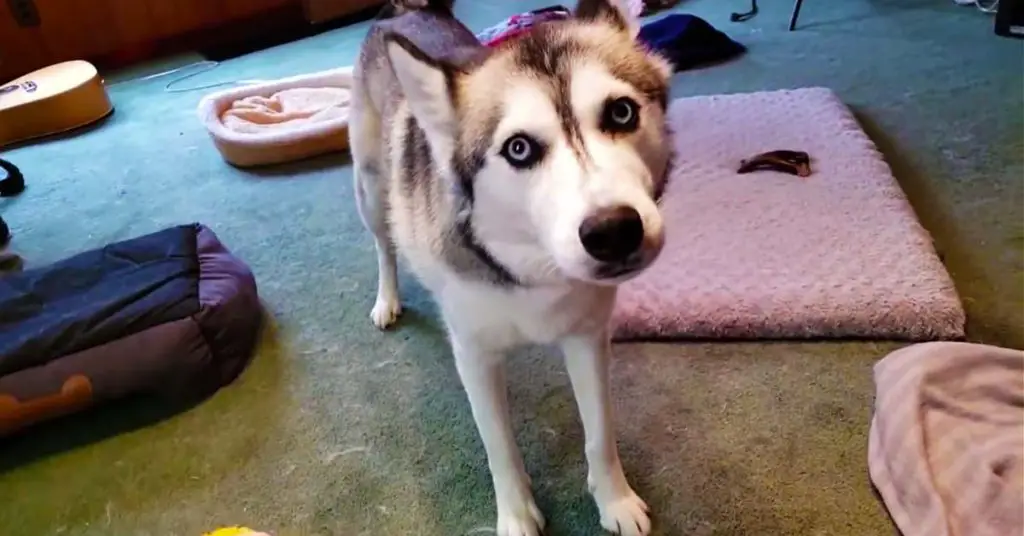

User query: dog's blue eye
[500,134,543,169]
[602,97,640,133]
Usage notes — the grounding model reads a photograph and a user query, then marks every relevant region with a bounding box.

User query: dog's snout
[579,205,644,263]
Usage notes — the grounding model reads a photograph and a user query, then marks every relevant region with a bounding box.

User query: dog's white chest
[437,279,616,349]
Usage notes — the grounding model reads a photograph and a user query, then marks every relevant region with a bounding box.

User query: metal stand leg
[730,0,758,22]
[788,0,804,31]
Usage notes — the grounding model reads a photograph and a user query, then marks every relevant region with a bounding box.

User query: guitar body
[0,60,113,148]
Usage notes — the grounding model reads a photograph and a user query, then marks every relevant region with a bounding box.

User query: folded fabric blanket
[219,87,350,135]
[868,341,1024,536]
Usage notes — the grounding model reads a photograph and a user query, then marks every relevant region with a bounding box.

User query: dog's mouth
[589,250,655,284]
[595,260,642,279]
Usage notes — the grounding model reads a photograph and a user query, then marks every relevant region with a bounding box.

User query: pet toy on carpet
[203,527,271,536]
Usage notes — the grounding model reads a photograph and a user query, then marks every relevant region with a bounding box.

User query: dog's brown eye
[601,97,640,133]
[500,134,544,170]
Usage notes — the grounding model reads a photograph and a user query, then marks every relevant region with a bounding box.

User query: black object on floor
[789,0,805,31]
[0,159,24,197]
[640,0,681,17]
[995,0,1024,39]
[0,250,22,273]
[730,0,807,32]
[638,14,747,71]
[0,217,9,249]
[1,158,24,249]
[730,0,758,22]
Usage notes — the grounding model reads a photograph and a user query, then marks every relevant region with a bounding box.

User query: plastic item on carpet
[611,87,966,341]
[868,341,1023,536]
[197,67,352,167]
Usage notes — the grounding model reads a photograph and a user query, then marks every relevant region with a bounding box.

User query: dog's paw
[496,498,545,536]
[596,490,650,536]
[370,297,402,329]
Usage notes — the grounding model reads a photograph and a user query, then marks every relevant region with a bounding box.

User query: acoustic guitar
[0,60,113,148]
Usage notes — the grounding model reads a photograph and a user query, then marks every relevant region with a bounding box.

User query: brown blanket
[869,342,1024,536]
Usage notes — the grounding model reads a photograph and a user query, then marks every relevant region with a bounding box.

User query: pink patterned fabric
[612,87,965,340]
[868,342,1024,536]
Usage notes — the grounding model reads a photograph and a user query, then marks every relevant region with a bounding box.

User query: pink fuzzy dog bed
[197,67,353,167]
[611,87,966,341]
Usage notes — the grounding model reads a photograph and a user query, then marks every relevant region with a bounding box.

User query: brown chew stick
[737,150,812,177]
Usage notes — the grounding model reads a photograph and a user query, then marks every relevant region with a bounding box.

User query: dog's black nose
[579,205,644,263]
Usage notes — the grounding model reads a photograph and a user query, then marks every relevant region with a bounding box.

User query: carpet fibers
[0,2,1021,536]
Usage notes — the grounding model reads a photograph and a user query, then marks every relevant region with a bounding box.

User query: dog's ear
[385,33,462,142]
[574,0,640,37]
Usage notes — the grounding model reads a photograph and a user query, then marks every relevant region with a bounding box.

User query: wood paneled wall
[0,0,296,80]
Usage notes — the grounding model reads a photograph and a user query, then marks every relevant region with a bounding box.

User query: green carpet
[1,1,1021,535]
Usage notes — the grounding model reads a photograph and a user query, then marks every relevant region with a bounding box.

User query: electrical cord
[104,60,269,93]
[953,0,999,14]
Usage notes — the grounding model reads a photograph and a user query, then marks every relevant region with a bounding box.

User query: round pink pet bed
[197,66,353,167]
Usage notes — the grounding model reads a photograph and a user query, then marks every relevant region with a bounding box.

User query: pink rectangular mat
[612,87,966,341]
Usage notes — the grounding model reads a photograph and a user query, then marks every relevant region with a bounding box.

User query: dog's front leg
[451,333,545,536]
[561,331,651,536]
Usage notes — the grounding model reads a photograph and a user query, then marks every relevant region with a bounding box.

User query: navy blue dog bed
[0,223,261,436]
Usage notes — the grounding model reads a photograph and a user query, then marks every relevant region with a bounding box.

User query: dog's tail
[376,0,455,19]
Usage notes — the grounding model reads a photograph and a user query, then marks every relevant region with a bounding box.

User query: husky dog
[350,1,673,534]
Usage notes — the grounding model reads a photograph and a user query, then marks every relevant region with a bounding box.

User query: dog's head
[386,0,673,286]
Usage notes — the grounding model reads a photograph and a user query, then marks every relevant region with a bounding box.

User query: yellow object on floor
[203,527,271,536]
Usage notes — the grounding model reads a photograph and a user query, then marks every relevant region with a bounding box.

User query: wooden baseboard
[92,2,307,71]
[2,1,384,80]
[303,0,383,24]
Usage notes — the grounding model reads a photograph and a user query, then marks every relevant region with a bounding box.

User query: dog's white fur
[350,1,672,534]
